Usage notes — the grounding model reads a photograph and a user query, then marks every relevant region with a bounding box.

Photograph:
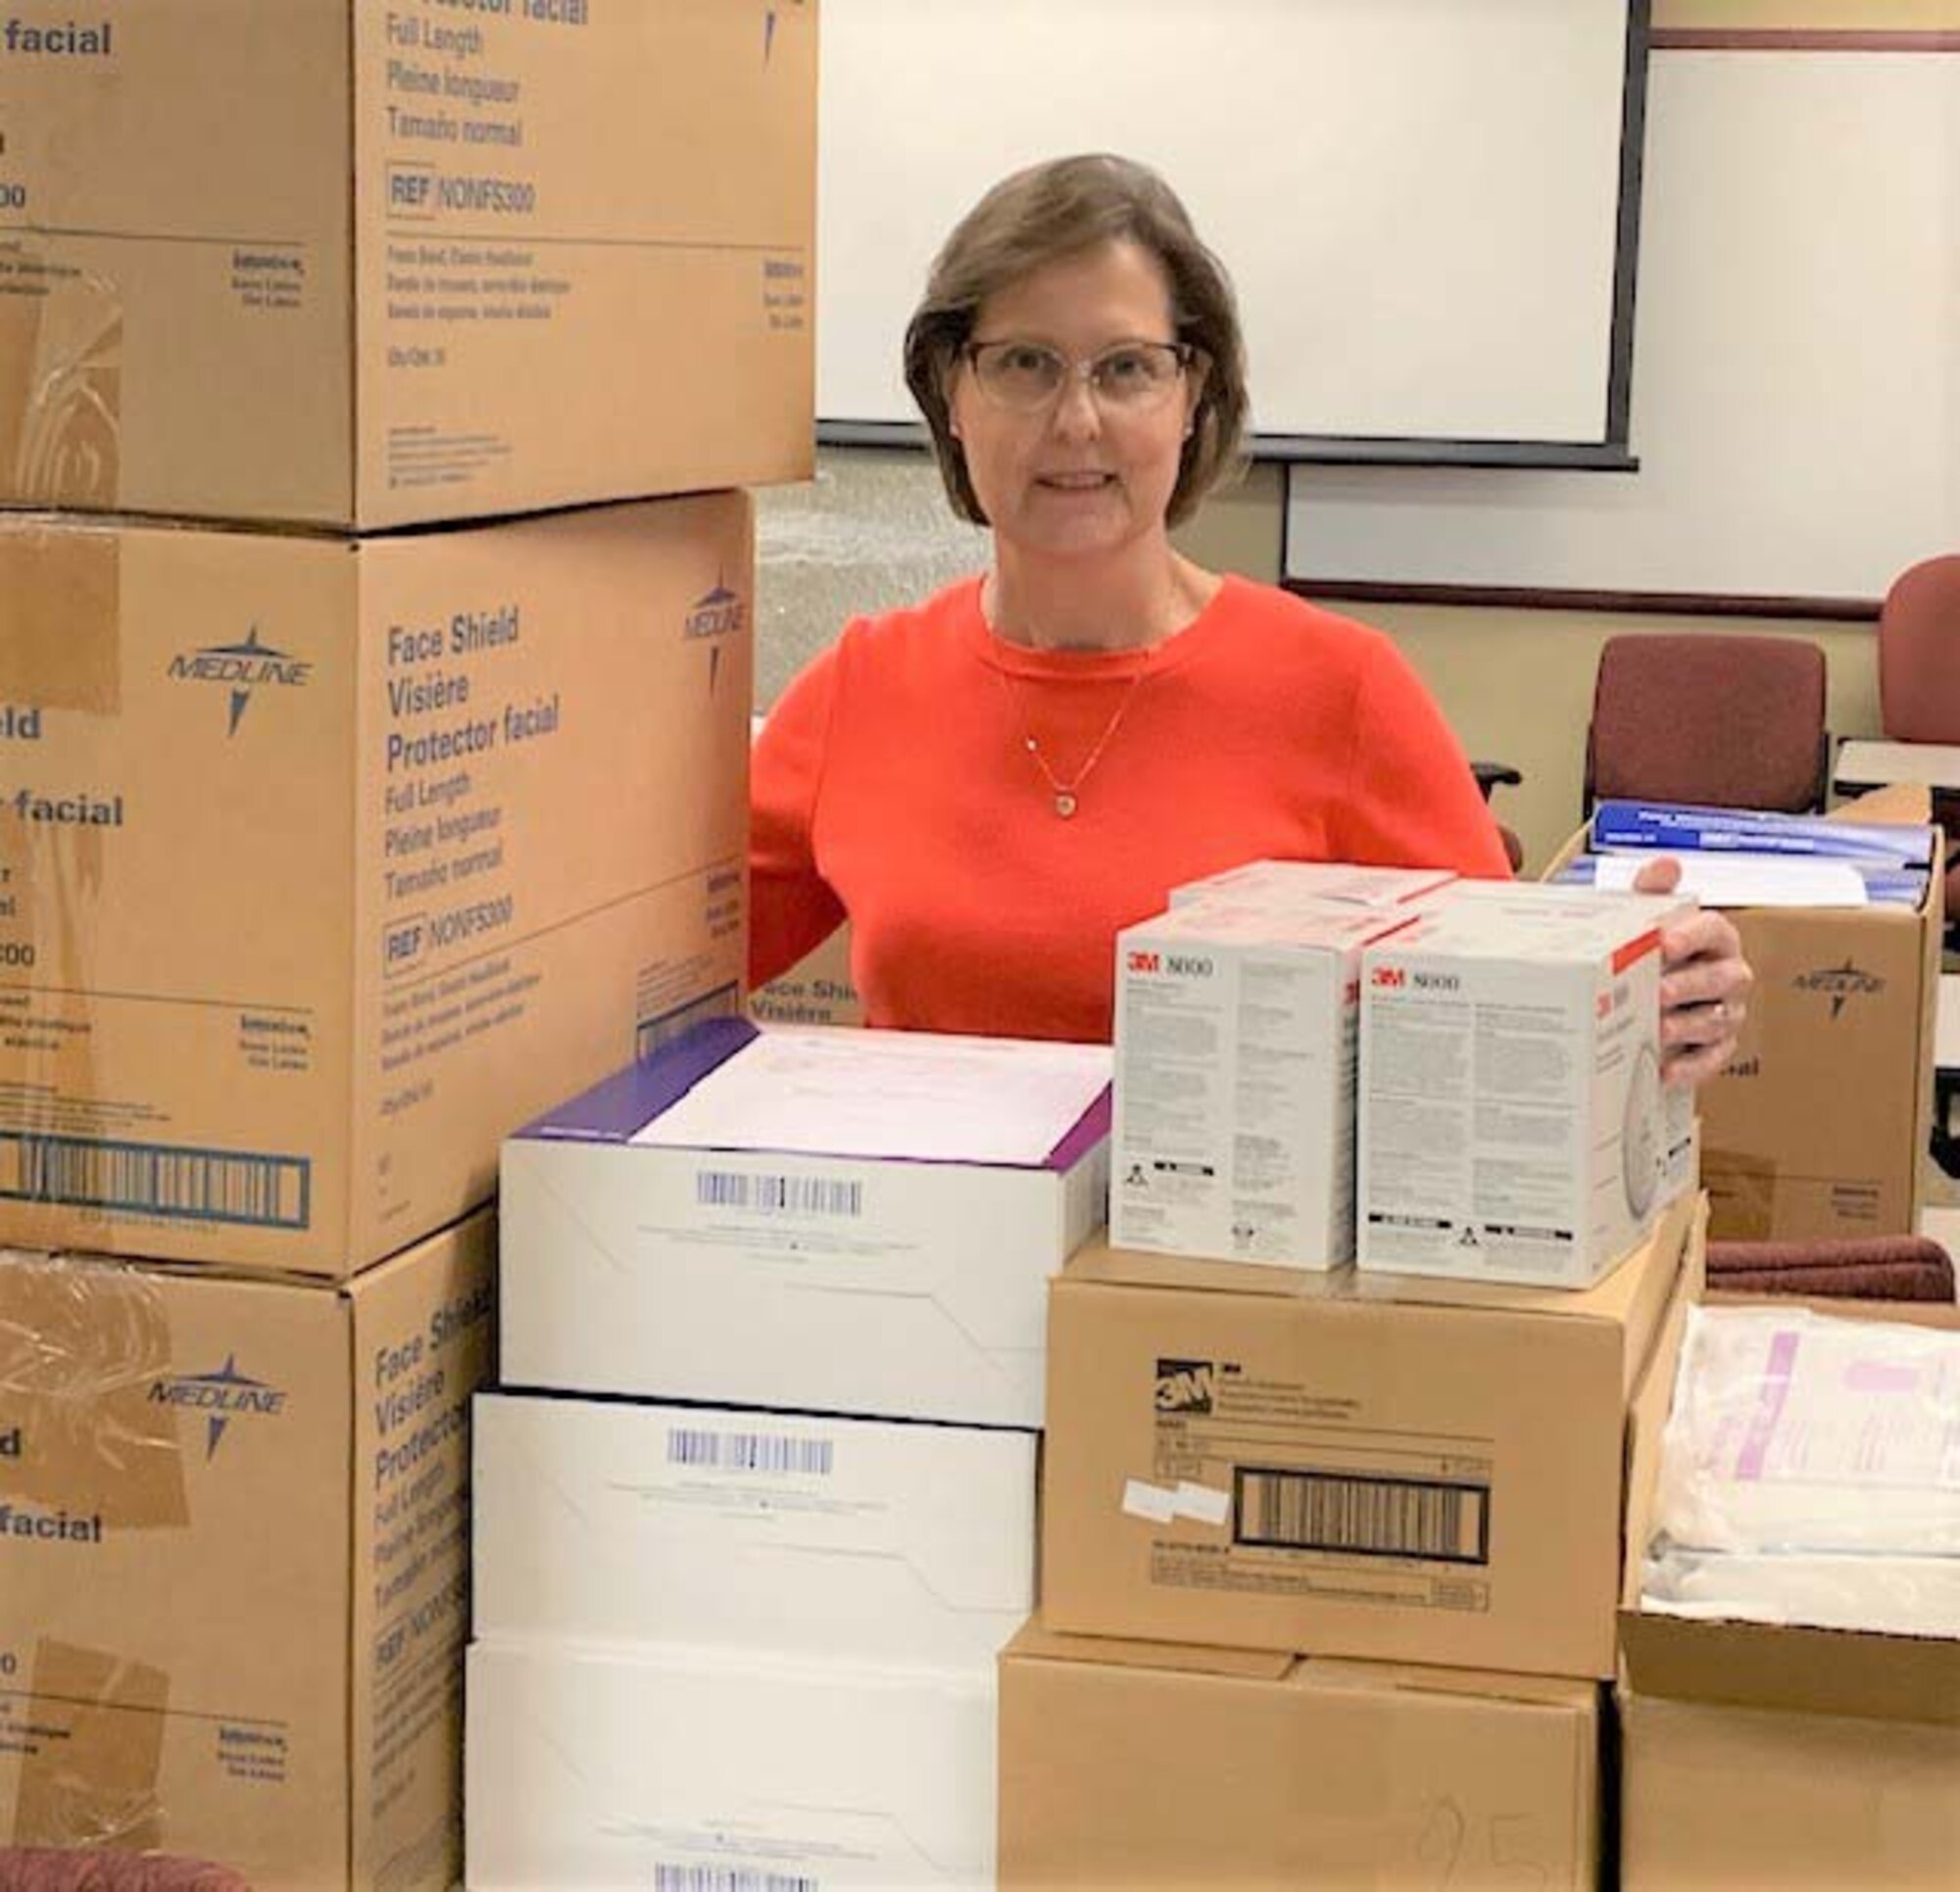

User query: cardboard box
[466,1637,996,1891]
[1701,864,1944,1239]
[472,1391,1036,1673]
[749,921,864,1028]
[0,1211,494,1890]
[0,497,752,1276]
[500,1019,1111,1426]
[1617,1295,1960,1887]
[1358,884,1695,1286]
[1001,1621,1601,1891]
[1111,899,1422,1267]
[0,0,815,527]
[1040,1191,1703,1678]
[1620,1691,1960,1889]
[1548,811,1944,1242]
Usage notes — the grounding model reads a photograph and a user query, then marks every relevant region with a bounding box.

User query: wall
[756,1,1956,879]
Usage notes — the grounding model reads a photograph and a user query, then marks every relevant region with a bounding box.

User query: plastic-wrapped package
[1649,1304,1960,1557]
[1642,1546,1960,1639]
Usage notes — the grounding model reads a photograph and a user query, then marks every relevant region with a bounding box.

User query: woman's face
[948,238,1201,566]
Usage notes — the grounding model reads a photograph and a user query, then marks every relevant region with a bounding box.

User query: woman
[752,154,1748,1082]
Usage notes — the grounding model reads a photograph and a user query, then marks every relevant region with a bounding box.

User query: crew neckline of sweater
[958,571,1242,680]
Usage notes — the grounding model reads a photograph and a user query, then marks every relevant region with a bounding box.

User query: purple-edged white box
[498,1018,1111,1427]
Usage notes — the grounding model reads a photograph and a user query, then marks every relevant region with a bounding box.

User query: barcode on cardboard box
[653,1869,820,1892]
[1233,1465,1491,1564]
[694,1172,863,1217]
[665,1428,835,1477]
[0,1130,311,1229]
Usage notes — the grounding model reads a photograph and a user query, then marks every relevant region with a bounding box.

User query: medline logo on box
[684,579,748,641]
[167,627,313,736]
[151,1353,290,1460]
[1792,959,1885,1019]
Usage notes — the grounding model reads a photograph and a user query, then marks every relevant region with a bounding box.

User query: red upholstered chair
[1583,634,1830,816]
[1707,1235,1956,1304]
[1875,553,1960,939]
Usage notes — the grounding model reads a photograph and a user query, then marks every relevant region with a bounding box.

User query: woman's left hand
[1630,856,1753,1089]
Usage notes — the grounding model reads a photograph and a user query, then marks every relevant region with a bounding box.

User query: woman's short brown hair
[903,153,1249,530]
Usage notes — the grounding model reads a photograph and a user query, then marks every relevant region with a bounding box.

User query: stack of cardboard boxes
[1004,863,1707,1888]
[469,1018,1110,1886]
[0,3,814,1882]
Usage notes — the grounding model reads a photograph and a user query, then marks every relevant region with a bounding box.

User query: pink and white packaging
[1111,898,1424,1266]
[1357,885,1696,1287]
[1169,859,1458,912]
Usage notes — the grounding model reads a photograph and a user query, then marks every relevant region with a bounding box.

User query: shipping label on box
[472,1392,1036,1673]
[466,1638,997,1892]
[500,1019,1111,1426]
[0,1212,494,1890]
[1358,885,1694,1287]
[1042,1193,1701,1678]
[1112,899,1422,1266]
[0,497,751,1275]
[0,0,815,525]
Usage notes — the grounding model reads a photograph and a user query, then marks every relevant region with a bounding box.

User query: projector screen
[817,0,1645,466]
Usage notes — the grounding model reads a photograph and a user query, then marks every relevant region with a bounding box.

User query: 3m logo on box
[1370,965,1406,989]
[1125,949,1214,978]
[1792,959,1885,1019]
[167,626,312,735]
[1154,1358,1215,1414]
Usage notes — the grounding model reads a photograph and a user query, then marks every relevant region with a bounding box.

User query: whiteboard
[818,0,1641,459]
[1284,52,1960,603]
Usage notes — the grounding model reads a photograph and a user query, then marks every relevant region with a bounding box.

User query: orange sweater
[751,574,1512,1042]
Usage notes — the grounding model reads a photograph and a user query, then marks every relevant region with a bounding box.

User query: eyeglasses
[961,338,1198,413]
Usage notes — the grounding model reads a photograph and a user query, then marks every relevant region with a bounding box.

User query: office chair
[1470,760,1526,874]
[1876,553,1960,943]
[1707,1235,1955,1304]
[1583,634,1830,815]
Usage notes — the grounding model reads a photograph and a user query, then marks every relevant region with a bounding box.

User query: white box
[1111,901,1421,1266]
[499,1020,1110,1426]
[466,1638,996,1891]
[472,1392,1037,1672]
[1170,860,1458,911]
[1358,887,1695,1287]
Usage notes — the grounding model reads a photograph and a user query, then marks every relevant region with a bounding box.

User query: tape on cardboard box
[10,1638,168,1853]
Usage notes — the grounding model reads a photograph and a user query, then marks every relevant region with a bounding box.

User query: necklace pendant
[1054,792,1078,819]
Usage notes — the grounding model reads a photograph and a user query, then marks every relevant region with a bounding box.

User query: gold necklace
[993,661,1150,818]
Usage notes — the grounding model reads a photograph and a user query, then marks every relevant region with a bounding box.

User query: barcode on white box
[665,1428,836,1477]
[694,1171,864,1217]
[1233,1466,1490,1564]
[652,1868,820,1892]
